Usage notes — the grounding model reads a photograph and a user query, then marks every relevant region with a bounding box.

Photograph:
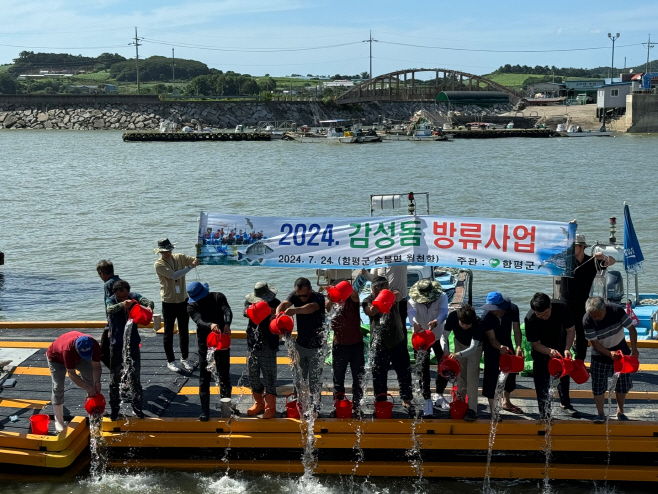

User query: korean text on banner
[196,213,576,276]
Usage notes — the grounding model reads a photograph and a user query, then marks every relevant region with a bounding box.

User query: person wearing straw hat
[560,233,615,361]
[481,291,524,417]
[244,282,281,419]
[407,279,449,418]
[154,238,200,373]
[46,332,102,432]
[186,281,233,422]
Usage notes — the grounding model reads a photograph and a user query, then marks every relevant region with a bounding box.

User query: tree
[360,71,370,79]
[258,76,276,92]
[0,72,17,94]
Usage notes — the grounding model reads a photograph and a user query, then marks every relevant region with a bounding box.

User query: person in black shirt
[560,233,615,360]
[362,276,414,416]
[186,281,233,422]
[277,277,326,411]
[524,293,577,419]
[481,291,524,416]
[444,304,483,422]
[244,282,281,419]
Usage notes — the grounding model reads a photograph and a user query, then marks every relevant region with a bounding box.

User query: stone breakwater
[0,96,513,130]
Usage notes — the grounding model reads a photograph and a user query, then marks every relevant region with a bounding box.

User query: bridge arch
[335,68,520,105]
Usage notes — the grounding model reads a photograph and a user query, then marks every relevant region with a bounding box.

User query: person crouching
[244,282,281,419]
[186,281,233,421]
[106,280,153,420]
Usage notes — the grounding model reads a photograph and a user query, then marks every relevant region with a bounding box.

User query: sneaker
[110,408,120,421]
[329,409,337,418]
[434,395,450,410]
[464,409,478,422]
[403,403,416,418]
[199,411,209,422]
[167,361,181,372]
[616,413,629,421]
[180,359,196,371]
[593,414,606,424]
[561,405,580,417]
[423,399,434,418]
[132,407,145,419]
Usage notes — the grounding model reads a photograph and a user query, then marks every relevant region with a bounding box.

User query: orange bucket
[411,330,436,351]
[29,414,50,435]
[372,289,395,314]
[84,393,106,415]
[129,302,153,326]
[207,332,231,350]
[285,393,300,418]
[439,356,461,380]
[327,281,354,303]
[570,359,590,384]
[334,392,353,418]
[450,399,468,420]
[374,393,394,419]
[247,301,271,325]
[499,351,524,373]
[613,351,639,374]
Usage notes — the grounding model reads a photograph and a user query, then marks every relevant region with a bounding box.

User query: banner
[196,213,577,276]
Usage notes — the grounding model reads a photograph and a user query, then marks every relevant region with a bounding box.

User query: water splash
[119,319,136,406]
[541,376,560,493]
[603,372,620,485]
[88,414,107,481]
[483,371,509,492]
[406,348,427,483]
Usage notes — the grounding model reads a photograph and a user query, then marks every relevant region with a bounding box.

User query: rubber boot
[262,394,277,419]
[52,404,66,432]
[247,392,265,416]
[199,393,210,422]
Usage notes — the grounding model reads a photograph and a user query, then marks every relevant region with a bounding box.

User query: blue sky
[2,1,658,77]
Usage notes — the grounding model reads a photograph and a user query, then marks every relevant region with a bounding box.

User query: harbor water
[1,130,658,493]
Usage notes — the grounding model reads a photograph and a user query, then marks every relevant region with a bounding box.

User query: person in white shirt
[407,279,449,418]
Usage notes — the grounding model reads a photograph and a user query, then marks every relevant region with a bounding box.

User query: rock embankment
[0,97,514,130]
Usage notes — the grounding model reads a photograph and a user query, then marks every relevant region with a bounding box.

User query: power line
[378,40,643,53]
[142,38,364,52]
[129,27,143,94]
[0,42,128,50]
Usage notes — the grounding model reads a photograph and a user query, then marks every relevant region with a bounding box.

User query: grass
[484,73,535,88]
[71,70,111,82]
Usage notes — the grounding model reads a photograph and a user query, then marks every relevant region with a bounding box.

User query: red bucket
[412,330,436,351]
[285,393,300,419]
[85,393,106,415]
[327,281,354,303]
[570,359,590,384]
[129,302,153,326]
[247,301,271,325]
[270,313,294,334]
[207,332,231,350]
[372,289,395,314]
[613,351,639,374]
[450,384,467,404]
[499,351,524,373]
[334,392,353,419]
[548,357,574,378]
[374,393,394,419]
[29,414,50,435]
[439,356,461,380]
[450,399,468,420]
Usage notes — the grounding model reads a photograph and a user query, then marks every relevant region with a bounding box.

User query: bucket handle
[285,393,297,404]
[375,393,394,404]
[334,392,346,403]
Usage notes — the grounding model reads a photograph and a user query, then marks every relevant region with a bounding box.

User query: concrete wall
[625,93,658,133]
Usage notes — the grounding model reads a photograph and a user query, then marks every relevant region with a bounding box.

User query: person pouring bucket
[407,279,449,418]
[186,281,234,421]
[46,332,102,431]
[244,282,281,419]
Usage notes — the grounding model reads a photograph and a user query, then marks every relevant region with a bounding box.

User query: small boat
[294,120,356,143]
[558,125,611,137]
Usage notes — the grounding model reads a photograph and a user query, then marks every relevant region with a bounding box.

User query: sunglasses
[296,291,311,299]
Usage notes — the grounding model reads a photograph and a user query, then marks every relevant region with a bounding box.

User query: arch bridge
[335,68,521,105]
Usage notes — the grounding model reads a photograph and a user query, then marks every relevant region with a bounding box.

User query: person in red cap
[47,331,102,431]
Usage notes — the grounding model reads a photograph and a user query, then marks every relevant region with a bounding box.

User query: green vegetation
[71,70,112,82]
[110,56,209,82]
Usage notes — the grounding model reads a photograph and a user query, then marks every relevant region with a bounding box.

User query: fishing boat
[556,116,611,137]
[293,119,357,143]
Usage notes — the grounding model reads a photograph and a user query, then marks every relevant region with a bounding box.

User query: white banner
[196,213,577,276]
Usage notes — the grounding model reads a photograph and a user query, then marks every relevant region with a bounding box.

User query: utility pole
[643,34,654,74]
[362,30,378,79]
[130,27,143,94]
[607,32,620,80]
[172,48,175,92]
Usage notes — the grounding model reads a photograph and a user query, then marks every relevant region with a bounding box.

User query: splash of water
[483,371,509,493]
[405,348,426,483]
[603,372,620,485]
[119,319,136,405]
[88,414,107,481]
[541,376,560,493]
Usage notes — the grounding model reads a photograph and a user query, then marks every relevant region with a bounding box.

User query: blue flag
[623,204,644,273]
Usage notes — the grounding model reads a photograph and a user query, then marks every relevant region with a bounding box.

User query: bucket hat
[481,291,511,311]
[187,281,209,303]
[409,279,443,304]
[157,238,175,252]
[245,281,278,303]
[75,335,94,360]
[574,233,590,247]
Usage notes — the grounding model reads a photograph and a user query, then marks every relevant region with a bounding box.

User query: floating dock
[122,132,272,142]
[1,322,657,482]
